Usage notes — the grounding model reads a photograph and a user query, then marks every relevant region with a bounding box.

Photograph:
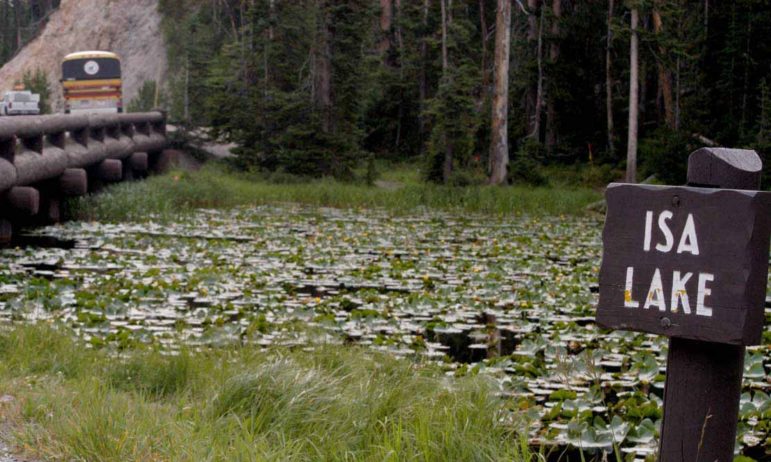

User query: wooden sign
[596,148,770,462]
[597,183,771,345]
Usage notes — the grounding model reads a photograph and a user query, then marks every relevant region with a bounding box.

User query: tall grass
[68,164,601,222]
[0,324,535,461]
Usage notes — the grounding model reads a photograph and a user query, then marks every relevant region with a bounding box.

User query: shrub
[508,139,548,186]
[639,128,696,185]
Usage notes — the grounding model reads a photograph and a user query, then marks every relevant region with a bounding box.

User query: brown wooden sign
[597,183,771,345]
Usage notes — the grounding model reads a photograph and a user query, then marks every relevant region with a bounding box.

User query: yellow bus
[62,51,123,114]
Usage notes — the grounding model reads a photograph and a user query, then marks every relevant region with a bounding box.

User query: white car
[0,91,41,116]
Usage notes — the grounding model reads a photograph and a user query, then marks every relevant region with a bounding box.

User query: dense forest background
[1,0,770,186]
[0,0,59,64]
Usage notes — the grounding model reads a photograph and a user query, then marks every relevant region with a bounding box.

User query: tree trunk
[626,8,639,183]
[394,0,404,150]
[605,0,615,157]
[652,5,674,129]
[14,1,21,51]
[480,0,489,90]
[740,18,751,134]
[313,0,333,134]
[440,0,452,183]
[545,0,560,154]
[704,0,708,38]
[525,0,539,135]
[440,0,449,71]
[675,55,680,130]
[184,55,190,122]
[529,5,544,140]
[527,0,538,41]
[263,0,275,97]
[378,0,393,58]
[418,0,430,143]
[549,0,560,62]
[489,0,511,185]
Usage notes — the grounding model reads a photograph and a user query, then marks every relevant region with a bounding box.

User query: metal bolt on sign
[596,148,771,462]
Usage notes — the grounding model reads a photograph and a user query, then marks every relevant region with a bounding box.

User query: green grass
[0,324,535,461]
[68,163,601,222]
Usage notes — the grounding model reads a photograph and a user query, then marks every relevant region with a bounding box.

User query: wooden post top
[687,148,762,190]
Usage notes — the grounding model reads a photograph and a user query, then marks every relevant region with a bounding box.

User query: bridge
[0,111,168,242]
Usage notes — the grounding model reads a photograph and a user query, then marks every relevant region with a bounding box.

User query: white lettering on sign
[643,268,666,311]
[696,273,714,317]
[676,215,700,255]
[643,210,700,256]
[644,211,653,251]
[624,268,713,317]
[670,271,692,314]
[623,210,712,317]
[656,211,675,252]
[624,267,640,308]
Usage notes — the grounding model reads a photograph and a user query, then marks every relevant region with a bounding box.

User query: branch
[692,133,718,147]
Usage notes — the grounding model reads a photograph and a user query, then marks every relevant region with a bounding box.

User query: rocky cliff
[0,0,167,111]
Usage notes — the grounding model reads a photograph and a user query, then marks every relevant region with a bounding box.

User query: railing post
[657,148,763,462]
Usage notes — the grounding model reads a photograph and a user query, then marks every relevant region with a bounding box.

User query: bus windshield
[62,57,121,81]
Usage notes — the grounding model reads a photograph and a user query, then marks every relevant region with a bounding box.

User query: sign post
[596,148,771,461]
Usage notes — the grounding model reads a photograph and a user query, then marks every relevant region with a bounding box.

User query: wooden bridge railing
[0,111,168,241]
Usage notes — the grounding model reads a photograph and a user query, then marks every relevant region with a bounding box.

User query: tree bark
[545,0,560,154]
[418,0,430,142]
[740,18,751,133]
[378,0,393,58]
[527,0,538,41]
[14,0,21,51]
[489,0,511,184]
[480,0,489,90]
[529,5,544,140]
[626,8,639,183]
[675,55,680,130]
[440,0,449,71]
[525,0,539,135]
[440,0,452,183]
[652,5,674,129]
[394,0,404,150]
[263,0,275,96]
[184,55,190,122]
[704,0,708,38]
[313,0,333,133]
[605,0,615,157]
[549,0,560,62]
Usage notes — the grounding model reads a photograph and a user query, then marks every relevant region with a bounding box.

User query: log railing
[0,111,168,241]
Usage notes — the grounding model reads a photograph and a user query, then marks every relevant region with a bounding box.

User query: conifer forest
[153,0,771,186]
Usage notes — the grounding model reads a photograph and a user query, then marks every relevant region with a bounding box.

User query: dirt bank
[0,0,167,112]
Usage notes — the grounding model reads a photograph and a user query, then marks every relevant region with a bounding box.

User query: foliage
[6,198,771,459]
[21,68,50,114]
[66,163,601,222]
[423,2,484,183]
[148,0,771,184]
[638,128,695,185]
[0,324,531,461]
[508,139,548,186]
[126,80,158,113]
[0,0,61,64]
[2,1,769,183]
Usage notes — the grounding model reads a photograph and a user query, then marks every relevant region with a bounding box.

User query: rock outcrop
[0,0,167,112]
